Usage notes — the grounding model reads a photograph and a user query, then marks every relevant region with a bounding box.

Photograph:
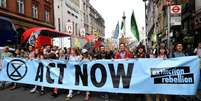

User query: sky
[90,0,145,40]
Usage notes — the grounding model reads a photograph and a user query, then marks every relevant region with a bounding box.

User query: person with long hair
[65,48,81,101]
[30,49,45,95]
[156,47,169,101]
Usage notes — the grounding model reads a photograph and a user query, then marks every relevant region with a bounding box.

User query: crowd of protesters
[0,41,201,101]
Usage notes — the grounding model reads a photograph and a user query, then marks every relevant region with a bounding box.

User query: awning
[21,27,71,44]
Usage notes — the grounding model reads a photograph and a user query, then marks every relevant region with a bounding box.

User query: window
[17,0,24,14]
[45,9,49,22]
[0,0,6,8]
[32,4,38,18]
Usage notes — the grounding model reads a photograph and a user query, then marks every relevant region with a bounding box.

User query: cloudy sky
[90,0,145,39]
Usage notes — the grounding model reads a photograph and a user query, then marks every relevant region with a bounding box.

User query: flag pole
[122,11,126,36]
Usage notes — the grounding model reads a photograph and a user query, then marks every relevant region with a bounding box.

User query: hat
[81,49,88,54]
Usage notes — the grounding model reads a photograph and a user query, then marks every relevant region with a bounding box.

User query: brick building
[0,0,54,40]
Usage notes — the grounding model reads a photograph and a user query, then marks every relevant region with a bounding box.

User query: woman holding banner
[156,47,169,101]
[30,49,45,95]
[65,48,81,101]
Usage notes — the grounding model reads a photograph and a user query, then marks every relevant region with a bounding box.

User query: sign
[80,28,85,36]
[0,56,200,95]
[66,22,73,35]
[170,5,182,26]
[171,5,182,15]
[171,16,182,26]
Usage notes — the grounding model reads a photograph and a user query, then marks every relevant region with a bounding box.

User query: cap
[81,49,88,54]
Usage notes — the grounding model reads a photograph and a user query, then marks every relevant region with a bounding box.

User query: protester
[80,49,92,101]
[135,45,150,101]
[0,46,13,58]
[65,48,81,101]
[114,43,131,59]
[58,49,68,60]
[156,47,168,59]
[96,45,113,59]
[170,42,189,101]
[194,42,201,58]
[28,45,35,59]
[95,45,112,101]
[159,42,169,55]
[9,48,22,90]
[0,46,13,89]
[30,48,45,95]
[114,43,131,101]
[135,45,146,58]
[156,47,169,101]
[171,42,187,58]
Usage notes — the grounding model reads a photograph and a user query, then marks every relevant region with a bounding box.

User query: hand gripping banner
[0,56,200,95]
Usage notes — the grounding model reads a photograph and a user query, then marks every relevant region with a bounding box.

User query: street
[0,87,125,101]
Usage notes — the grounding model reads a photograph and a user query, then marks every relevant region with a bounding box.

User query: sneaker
[9,86,16,91]
[40,90,45,95]
[65,94,73,101]
[104,94,109,101]
[76,91,80,95]
[51,89,58,97]
[0,82,5,89]
[84,94,90,101]
[30,88,36,93]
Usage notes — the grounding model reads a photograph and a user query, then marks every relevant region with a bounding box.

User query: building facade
[53,0,105,47]
[82,0,105,37]
[88,3,105,37]
[0,0,54,41]
[194,0,201,43]
[54,0,82,47]
[145,0,196,48]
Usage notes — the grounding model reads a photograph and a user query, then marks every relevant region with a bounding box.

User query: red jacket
[114,51,131,59]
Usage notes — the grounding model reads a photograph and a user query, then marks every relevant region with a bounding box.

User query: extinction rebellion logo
[151,67,194,84]
[7,59,28,81]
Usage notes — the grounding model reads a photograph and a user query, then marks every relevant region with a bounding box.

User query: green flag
[131,10,140,41]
